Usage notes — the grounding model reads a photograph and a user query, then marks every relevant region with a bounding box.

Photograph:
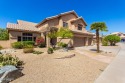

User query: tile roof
[71,29,94,35]
[70,17,87,26]
[7,20,41,32]
[36,10,79,27]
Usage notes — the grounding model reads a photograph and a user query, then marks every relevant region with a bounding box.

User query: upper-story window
[78,24,83,30]
[63,22,68,28]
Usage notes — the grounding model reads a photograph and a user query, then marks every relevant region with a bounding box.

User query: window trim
[63,21,68,28]
[22,33,33,41]
[78,24,83,30]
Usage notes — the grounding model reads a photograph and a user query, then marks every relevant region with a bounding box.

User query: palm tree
[90,22,108,53]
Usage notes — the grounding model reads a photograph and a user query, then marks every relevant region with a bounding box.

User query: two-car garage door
[73,37,86,47]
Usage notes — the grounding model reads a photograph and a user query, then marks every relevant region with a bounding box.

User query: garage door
[73,37,85,47]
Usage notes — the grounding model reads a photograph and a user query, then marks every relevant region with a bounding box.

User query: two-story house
[7,10,94,47]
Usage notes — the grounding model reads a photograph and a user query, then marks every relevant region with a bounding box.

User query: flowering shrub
[35,36,45,47]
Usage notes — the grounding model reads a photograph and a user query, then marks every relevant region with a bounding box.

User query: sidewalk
[95,43,125,83]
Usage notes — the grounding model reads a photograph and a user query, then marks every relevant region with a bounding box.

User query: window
[22,33,33,41]
[78,24,83,30]
[17,36,21,41]
[63,22,68,27]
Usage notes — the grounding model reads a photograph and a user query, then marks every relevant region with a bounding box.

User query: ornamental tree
[90,22,108,53]
[57,27,73,38]
[104,35,121,46]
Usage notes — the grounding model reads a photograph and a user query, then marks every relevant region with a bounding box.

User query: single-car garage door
[73,37,85,47]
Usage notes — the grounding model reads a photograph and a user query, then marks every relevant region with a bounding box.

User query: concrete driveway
[75,44,121,63]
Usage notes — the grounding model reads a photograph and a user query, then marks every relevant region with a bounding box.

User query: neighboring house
[7,10,94,47]
[111,32,125,42]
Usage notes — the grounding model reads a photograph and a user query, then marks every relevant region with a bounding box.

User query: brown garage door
[73,37,85,47]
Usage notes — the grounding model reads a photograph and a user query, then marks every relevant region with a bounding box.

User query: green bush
[12,42,23,49]
[47,47,53,54]
[23,45,34,53]
[104,35,121,46]
[57,42,63,47]
[102,38,108,46]
[23,48,34,53]
[23,44,34,48]
[38,42,46,48]
[0,54,24,67]
[23,41,35,46]
[33,51,43,55]
[57,42,67,48]
[0,45,3,50]
[62,43,68,48]
[12,41,34,49]
[0,28,9,40]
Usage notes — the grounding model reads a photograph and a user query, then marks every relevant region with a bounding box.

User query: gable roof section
[7,20,40,32]
[36,10,79,27]
[70,17,87,26]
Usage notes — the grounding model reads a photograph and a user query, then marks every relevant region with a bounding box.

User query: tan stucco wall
[48,18,59,27]
[59,14,76,29]
[37,13,93,47]
[58,38,73,47]
[9,30,41,44]
[38,13,77,30]
[0,40,11,48]
[71,20,86,32]
[38,22,49,31]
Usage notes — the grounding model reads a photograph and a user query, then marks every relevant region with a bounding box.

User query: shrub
[35,36,45,46]
[12,42,23,49]
[0,45,3,50]
[38,42,46,48]
[47,47,53,54]
[57,42,67,48]
[102,37,108,46]
[12,41,35,49]
[23,48,34,53]
[23,41,35,46]
[33,51,43,55]
[0,28,9,40]
[23,45,34,53]
[104,35,121,46]
[62,43,68,48]
[0,54,24,67]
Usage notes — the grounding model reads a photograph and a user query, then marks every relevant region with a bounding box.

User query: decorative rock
[0,49,16,55]
[0,65,23,83]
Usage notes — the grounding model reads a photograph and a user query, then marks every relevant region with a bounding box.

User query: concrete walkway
[95,43,125,83]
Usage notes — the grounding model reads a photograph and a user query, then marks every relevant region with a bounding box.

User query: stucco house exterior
[7,10,94,47]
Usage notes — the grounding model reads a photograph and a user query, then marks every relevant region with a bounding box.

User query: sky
[0,0,125,35]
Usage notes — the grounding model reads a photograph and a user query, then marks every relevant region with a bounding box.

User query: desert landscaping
[0,43,117,83]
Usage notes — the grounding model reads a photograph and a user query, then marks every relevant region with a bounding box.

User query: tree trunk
[96,29,100,53]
